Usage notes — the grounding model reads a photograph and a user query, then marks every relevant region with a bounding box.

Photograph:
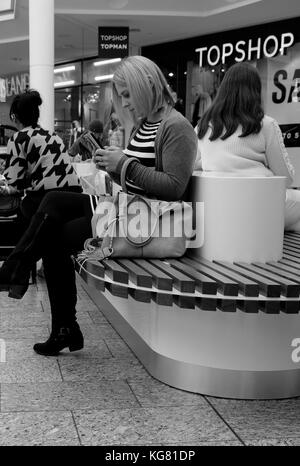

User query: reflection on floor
[0,273,300,446]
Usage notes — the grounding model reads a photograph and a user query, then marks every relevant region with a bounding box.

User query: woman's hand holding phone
[94,147,124,172]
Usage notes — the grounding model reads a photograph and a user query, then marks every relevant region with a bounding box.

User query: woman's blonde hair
[112,55,175,125]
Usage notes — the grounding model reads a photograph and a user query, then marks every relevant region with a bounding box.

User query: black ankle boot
[33,323,84,356]
[0,212,50,299]
[0,259,19,292]
[0,260,29,296]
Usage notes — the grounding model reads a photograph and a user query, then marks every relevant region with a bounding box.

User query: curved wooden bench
[75,231,300,400]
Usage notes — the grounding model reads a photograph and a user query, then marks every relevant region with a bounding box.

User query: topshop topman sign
[195,32,295,67]
[98,27,129,58]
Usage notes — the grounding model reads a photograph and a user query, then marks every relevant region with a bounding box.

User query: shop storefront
[0,57,121,149]
[142,17,300,185]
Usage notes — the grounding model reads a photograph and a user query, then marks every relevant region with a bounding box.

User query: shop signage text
[272,68,300,104]
[195,32,294,67]
[98,27,129,58]
[0,73,29,101]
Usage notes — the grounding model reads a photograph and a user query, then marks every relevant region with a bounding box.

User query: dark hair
[197,62,264,141]
[9,89,42,127]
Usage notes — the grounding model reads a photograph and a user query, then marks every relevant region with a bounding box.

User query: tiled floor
[1,275,300,446]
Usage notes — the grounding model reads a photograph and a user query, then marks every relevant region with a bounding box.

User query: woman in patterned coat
[1,89,81,221]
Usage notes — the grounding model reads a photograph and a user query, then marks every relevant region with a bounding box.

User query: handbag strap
[120,157,140,193]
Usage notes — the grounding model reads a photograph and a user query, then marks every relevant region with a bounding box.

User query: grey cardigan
[112,108,197,201]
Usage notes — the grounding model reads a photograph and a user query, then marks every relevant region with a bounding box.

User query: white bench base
[80,276,300,400]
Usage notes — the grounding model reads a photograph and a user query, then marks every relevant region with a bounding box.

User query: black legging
[36,191,93,330]
[15,186,83,244]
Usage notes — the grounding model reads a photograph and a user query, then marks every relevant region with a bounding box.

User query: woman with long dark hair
[195,62,300,231]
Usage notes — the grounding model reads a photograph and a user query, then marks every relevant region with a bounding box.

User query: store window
[54,57,121,149]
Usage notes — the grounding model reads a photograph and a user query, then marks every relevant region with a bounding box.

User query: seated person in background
[68,119,104,162]
[108,112,124,148]
[1,89,82,221]
[195,61,300,232]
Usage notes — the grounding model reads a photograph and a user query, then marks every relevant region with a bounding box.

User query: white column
[29,0,54,131]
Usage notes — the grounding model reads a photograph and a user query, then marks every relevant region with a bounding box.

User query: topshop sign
[195,32,295,67]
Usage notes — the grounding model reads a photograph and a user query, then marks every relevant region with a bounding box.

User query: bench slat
[281,301,300,314]
[183,257,239,296]
[133,259,173,291]
[220,262,282,297]
[284,238,300,248]
[77,267,105,292]
[170,259,218,295]
[106,282,128,298]
[260,300,281,314]
[151,291,173,306]
[218,299,237,312]
[281,253,300,265]
[283,250,300,264]
[285,232,300,238]
[237,300,260,313]
[252,262,300,297]
[84,260,105,278]
[116,259,152,288]
[196,297,217,311]
[280,258,300,271]
[237,262,298,297]
[173,295,195,309]
[199,258,260,297]
[104,260,129,284]
[268,260,300,278]
[149,260,195,293]
[129,288,151,303]
[283,246,300,256]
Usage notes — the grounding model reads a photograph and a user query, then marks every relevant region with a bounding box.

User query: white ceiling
[0,0,300,75]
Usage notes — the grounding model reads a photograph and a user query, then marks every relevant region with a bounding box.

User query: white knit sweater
[195,115,295,186]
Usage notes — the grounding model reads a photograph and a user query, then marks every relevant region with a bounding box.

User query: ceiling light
[168,72,174,77]
[54,66,75,74]
[93,58,121,67]
[54,80,75,88]
[95,74,114,82]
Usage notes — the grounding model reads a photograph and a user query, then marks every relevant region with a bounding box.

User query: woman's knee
[38,191,62,214]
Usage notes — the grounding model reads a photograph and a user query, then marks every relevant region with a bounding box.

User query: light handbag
[78,158,194,264]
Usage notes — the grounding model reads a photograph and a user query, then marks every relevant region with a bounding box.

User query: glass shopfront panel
[54,57,121,149]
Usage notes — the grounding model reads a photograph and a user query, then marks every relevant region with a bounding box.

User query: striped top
[123,120,161,194]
